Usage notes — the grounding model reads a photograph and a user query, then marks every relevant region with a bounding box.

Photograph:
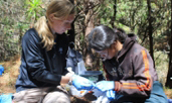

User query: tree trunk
[147,0,155,65]
[169,0,172,77]
[110,0,117,28]
[165,0,172,88]
[84,3,95,67]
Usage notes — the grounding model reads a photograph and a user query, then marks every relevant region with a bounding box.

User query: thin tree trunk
[147,0,155,65]
[165,0,172,88]
[67,0,75,45]
[169,0,172,77]
[110,0,117,28]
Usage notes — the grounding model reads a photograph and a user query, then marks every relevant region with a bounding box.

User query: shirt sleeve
[115,49,154,97]
[22,30,62,84]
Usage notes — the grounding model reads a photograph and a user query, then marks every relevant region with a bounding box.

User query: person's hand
[95,81,115,92]
[72,75,95,90]
[106,90,116,101]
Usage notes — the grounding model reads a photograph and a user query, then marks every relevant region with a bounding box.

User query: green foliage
[0,0,45,61]
[0,0,30,61]
[99,1,114,26]
[25,0,45,21]
[97,0,115,27]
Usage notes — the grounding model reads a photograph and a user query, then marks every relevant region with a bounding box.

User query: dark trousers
[112,81,168,103]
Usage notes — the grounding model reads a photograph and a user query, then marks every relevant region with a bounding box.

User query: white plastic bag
[77,60,87,75]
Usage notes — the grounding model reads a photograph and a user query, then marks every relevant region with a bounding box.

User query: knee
[42,91,70,103]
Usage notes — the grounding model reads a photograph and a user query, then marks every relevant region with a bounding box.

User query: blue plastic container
[0,65,4,76]
[80,71,104,83]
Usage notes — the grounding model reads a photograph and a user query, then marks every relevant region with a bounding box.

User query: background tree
[165,0,172,88]
[110,0,117,28]
[147,0,154,63]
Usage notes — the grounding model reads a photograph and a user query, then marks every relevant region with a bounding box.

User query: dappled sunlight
[164,87,172,99]
[154,51,169,86]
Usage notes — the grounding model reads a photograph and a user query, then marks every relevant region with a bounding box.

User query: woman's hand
[72,75,95,90]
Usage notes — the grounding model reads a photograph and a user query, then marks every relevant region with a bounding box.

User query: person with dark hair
[87,25,168,103]
[13,0,94,103]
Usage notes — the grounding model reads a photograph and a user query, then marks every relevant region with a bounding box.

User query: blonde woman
[13,0,94,103]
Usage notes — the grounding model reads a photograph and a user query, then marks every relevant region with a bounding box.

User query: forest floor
[0,55,172,103]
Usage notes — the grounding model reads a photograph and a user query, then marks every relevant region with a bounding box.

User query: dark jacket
[16,28,69,92]
[103,35,158,97]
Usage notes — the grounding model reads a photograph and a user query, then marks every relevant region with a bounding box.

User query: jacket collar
[117,35,137,60]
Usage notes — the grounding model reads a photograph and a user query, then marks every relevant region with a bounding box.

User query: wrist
[114,81,121,92]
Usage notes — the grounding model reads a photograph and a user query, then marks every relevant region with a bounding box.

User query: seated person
[87,25,168,103]
[13,0,94,103]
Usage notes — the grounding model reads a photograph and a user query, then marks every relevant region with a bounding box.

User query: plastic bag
[66,42,86,75]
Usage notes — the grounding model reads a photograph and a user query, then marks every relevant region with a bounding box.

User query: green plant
[25,0,45,24]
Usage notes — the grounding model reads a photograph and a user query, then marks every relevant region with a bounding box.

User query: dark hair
[88,25,127,51]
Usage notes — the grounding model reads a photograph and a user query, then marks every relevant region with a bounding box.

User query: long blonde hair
[34,0,75,51]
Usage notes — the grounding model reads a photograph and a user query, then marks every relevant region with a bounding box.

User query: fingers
[106,90,115,101]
